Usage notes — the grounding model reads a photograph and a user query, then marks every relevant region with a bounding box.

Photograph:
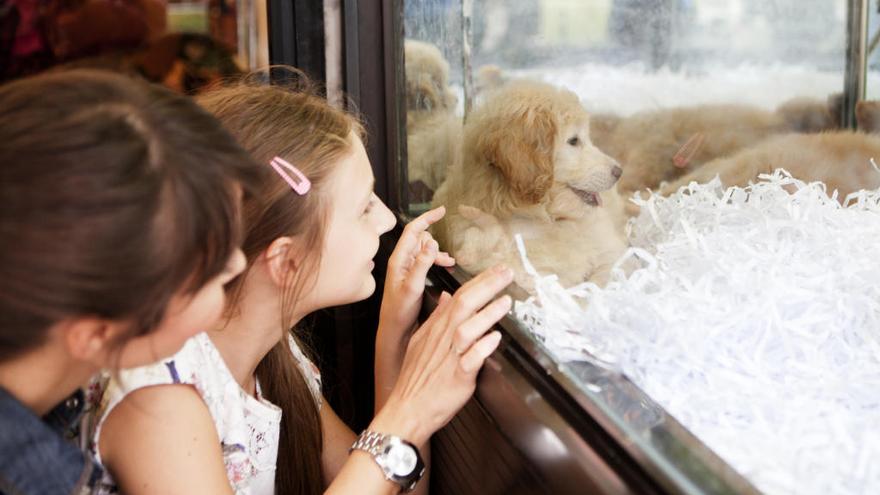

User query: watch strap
[350,429,386,457]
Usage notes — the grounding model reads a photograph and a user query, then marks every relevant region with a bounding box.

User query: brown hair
[197,71,364,495]
[0,69,258,360]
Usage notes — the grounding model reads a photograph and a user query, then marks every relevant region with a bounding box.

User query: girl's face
[307,135,396,309]
[115,248,246,368]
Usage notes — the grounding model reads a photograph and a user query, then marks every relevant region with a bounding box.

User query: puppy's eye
[567,136,581,146]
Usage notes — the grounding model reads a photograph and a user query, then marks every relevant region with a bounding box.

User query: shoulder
[98,385,233,495]
[88,333,232,461]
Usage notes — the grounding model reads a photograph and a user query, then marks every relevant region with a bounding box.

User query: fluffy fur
[659,131,880,200]
[591,98,841,197]
[403,40,462,202]
[431,80,628,290]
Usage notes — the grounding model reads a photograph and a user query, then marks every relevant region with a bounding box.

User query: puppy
[659,131,880,201]
[404,39,462,202]
[431,80,628,290]
[593,97,841,197]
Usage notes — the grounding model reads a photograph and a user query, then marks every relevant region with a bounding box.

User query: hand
[371,264,514,445]
[378,206,454,343]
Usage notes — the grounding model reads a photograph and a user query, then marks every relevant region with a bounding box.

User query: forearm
[371,335,431,495]
[327,401,431,495]
[373,322,413,413]
[325,450,402,495]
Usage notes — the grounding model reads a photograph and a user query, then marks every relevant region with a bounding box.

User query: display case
[378,1,880,494]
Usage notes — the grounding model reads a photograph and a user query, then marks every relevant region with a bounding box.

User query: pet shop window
[398,0,880,494]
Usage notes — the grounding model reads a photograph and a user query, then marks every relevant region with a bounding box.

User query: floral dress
[83,332,322,495]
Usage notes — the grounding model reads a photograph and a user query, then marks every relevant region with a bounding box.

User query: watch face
[385,444,418,476]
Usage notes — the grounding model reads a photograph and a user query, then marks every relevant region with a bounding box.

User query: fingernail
[498,295,512,309]
[486,331,502,350]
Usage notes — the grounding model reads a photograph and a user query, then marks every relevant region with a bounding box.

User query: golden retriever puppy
[404,39,462,202]
[431,80,628,290]
[593,97,841,197]
[600,104,789,196]
[659,131,880,200]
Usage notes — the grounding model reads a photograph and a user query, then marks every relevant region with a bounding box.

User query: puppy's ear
[407,76,440,112]
[856,101,880,133]
[479,106,557,205]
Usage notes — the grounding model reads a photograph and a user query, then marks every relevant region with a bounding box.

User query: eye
[567,136,581,146]
[362,197,375,216]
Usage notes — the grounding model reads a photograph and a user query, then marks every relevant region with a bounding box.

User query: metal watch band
[350,429,386,456]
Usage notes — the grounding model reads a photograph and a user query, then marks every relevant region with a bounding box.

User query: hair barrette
[269,156,311,195]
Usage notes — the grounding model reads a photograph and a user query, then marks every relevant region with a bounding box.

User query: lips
[568,185,603,207]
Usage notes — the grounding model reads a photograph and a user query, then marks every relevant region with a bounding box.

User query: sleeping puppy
[658,131,880,201]
[659,101,880,200]
[592,96,842,197]
[404,39,462,203]
[431,80,628,291]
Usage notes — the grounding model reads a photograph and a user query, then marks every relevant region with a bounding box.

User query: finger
[409,290,452,346]
[434,252,455,267]
[403,239,438,295]
[452,295,511,354]
[389,207,446,268]
[446,265,514,329]
[459,331,502,374]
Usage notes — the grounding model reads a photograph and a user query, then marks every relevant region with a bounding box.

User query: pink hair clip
[269,156,311,195]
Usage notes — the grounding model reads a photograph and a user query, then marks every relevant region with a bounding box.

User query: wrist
[376,320,415,357]
[371,397,429,446]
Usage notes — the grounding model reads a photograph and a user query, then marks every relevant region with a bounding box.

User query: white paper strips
[514,170,880,495]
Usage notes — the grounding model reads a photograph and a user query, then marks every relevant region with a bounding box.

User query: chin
[350,274,377,303]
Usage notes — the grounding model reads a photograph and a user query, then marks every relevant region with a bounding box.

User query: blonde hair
[197,70,364,495]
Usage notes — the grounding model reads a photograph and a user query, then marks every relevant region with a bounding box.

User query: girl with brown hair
[90,75,514,494]
[0,69,258,495]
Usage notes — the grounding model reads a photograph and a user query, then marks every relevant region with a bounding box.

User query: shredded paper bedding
[514,170,880,495]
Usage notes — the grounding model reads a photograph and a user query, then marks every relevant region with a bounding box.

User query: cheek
[117,288,226,368]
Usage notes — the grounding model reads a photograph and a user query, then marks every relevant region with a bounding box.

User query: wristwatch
[350,430,426,492]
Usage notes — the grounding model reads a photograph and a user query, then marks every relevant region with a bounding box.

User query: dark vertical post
[843,0,868,129]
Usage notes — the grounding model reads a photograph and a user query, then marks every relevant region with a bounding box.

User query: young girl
[90,77,514,494]
[0,69,258,495]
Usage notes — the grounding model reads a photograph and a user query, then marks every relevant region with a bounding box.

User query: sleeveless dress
[83,332,322,495]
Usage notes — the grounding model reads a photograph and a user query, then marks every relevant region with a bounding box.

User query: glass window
[402,1,879,494]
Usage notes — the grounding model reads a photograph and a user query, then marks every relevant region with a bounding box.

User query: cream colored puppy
[432,80,627,291]
[404,39,462,202]
[659,131,880,200]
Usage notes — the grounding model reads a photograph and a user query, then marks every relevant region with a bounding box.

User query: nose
[377,199,396,235]
[611,165,622,179]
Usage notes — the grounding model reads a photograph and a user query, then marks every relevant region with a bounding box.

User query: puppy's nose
[611,165,622,179]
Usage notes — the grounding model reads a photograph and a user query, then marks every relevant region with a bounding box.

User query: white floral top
[84,332,322,495]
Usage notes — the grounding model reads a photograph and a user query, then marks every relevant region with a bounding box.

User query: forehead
[329,134,373,198]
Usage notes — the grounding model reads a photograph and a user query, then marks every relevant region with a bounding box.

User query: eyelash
[363,198,375,216]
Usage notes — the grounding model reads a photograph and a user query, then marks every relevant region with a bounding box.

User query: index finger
[447,264,514,329]
[389,206,446,265]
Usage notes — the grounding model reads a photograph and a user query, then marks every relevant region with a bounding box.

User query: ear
[61,317,127,364]
[408,75,441,112]
[479,106,557,206]
[262,236,301,287]
[856,101,880,133]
